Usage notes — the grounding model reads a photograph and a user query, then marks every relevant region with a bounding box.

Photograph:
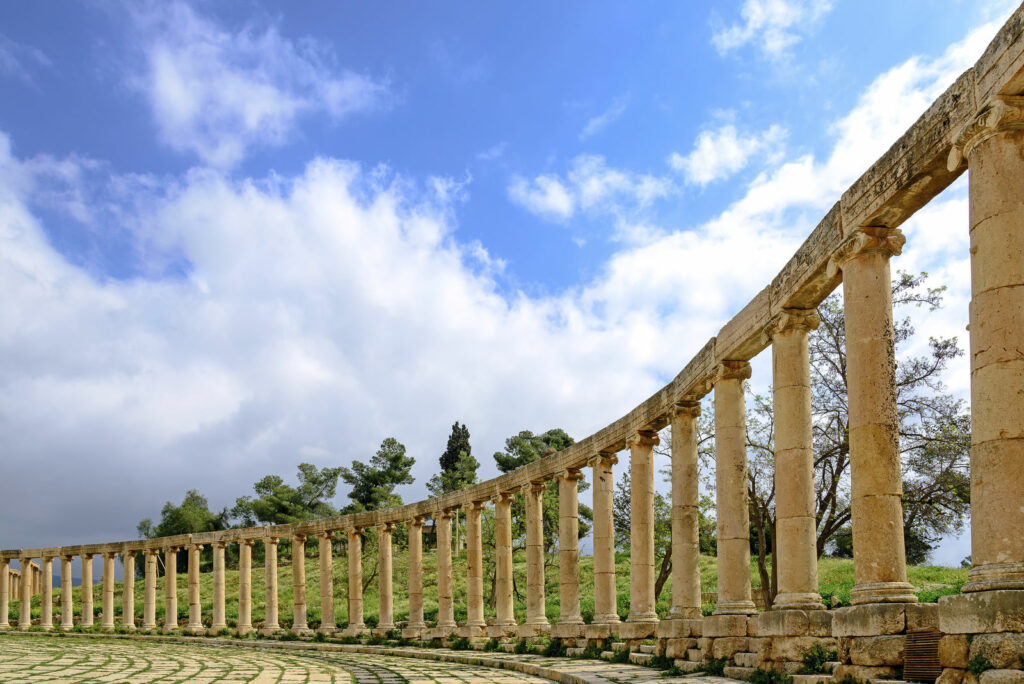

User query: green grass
[6,549,967,626]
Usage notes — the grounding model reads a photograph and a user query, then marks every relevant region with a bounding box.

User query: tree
[427,422,480,551]
[137,489,229,574]
[340,437,416,513]
[231,463,343,526]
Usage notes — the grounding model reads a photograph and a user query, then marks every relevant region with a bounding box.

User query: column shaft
[187,545,203,633]
[839,228,917,604]
[523,483,549,626]
[238,541,253,635]
[378,524,395,630]
[347,530,364,630]
[40,558,53,630]
[670,403,703,619]
[0,559,8,629]
[318,533,335,633]
[494,492,515,626]
[263,538,279,632]
[81,555,94,627]
[627,431,660,624]
[101,553,116,630]
[590,453,620,624]
[60,557,73,630]
[559,470,584,624]
[770,312,825,610]
[436,512,456,629]
[407,519,425,629]
[123,552,136,630]
[292,535,309,632]
[143,552,157,630]
[163,548,178,632]
[212,543,226,631]
[19,558,31,629]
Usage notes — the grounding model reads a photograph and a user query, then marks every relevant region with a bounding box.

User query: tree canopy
[231,463,343,526]
[340,437,416,513]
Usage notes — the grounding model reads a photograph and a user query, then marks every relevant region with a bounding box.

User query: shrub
[278,631,300,641]
[611,648,631,664]
[663,665,686,677]
[483,638,501,652]
[649,654,674,670]
[751,668,794,684]
[543,639,567,658]
[798,643,838,674]
[514,639,531,654]
[426,638,444,649]
[450,637,472,651]
[312,632,326,643]
[702,657,728,676]
[968,654,995,675]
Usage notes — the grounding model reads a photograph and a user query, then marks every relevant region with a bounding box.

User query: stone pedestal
[238,540,253,635]
[669,402,703,620]
[589,452,620,626]
[937,590,1024,682]
[211,542,226,632]
[378,523,395,631]
[186,544,204,634]
[627,430,660,627]
[262,538,279,634]
[751,609,835,670]
[318,532,335,633]
[465,503,487,632]
[61,556,74,631]
[122,551,136,630]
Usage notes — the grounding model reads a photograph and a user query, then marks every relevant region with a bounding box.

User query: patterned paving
[0,636,552,684]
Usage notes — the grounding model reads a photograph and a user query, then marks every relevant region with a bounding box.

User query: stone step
[686,648,703,662]
[724,666,755,681]
[600,651,616,661]
[611,642,629,652]
[735,652,758,668]
[629,652,653,665]
[565,647,585,657]
[791,675,834,684]
[672,660,704,673]
[639,644,657,654]
[500,643,516,653]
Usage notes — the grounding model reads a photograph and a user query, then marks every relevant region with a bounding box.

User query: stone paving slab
[0,633,742,684]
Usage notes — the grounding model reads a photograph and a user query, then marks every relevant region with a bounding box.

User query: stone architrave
[949,95,1024,592]
[558,468,585,626]
[263,537,280,633]
[436,510,457,630]
[122,551,136,630]
[405,517,427,631]
[713,361,758,615]
[464,503,487,631]
[493,491,516,627]
[163,547,178,632]
[522,482,549,628]
[81,554,95,628]
[61,556,75,631]
[143,550,158,630]
[186,544,204,634]
[292,534,310,633]
[347,529,365,632]
[766,310,825,611]
[589,452,620,626]
[211,542,227,632]
[237,540,254,635]
[829,227,917,605]
[627,430,661,625]
[669,401,703,619]
[378,523,396,631]
[40,556,53,631]
[318,531,335,633]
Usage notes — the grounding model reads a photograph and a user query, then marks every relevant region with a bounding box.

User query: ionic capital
[556,468,584,482]
[671,400,702,420]
[316,530,336,541]
[826,227,905,279]
[292,534,306,544]
[709,360,751,388]
[102,551,118,560]
[265,537,279,546]
[406,515,427,528]
[492,491,516,506]
[464,499,489,512]
[161,547,179,554]
[379,522,396,533]
[520,480,547,495]
[587,451,619,468]
[346,528,363,540]
[82,553,95,560]
[436,509,456,521]
[626,430,660,450]
[762,308,820,344]
[239,539,255,548]
[211,541,227,549]
[121,549,137,559]
[948,95,1024,170]
[188,543,205,552]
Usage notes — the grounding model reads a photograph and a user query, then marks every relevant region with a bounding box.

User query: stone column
[81,554,94,628]
[143,551,157,630]
[347,529,365,631]
[263,537,279,633]
[18,557,31,629]
[768,310,825,610]
[590,452,620,625]
[212,542,226,632]
[40,556,53,631]
[60,556,74,630]
[406,518,426,631]
[101,552,116,631]
[186,544,204,634]
[522,482,549,629]
[832,227,916,605]
[378,523,395,631]
[558,469,585,626]
[669,402,703,619]
[163,547,178,632]
[318,532,335,634]
[627,430,660,626]
[949,96,1024,592]
[292,534,309,633]
[122,551,136,630]
[0,558,8,629]
[436,510,456,630]
[713,361,757,615]
[464,504,486,632]
[493,491,516,628]
[238,540,253,635]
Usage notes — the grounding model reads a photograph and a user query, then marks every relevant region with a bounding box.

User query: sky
[1,0,1017,571]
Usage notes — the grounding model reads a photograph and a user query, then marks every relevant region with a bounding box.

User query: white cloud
[670,122,786,185]
[477,141,508,161]
[579,95,629,140]
[129,2,389,167]
[508,174,575,221]
[0,34,51,83]
[712,0,833,58]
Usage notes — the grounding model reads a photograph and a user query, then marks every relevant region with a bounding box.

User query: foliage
[484,638,501,652]
[340,437,416,513]
[514,638,532,654]
[798,643,838,674]
[427,421,479,497]
[649,654,675,670]
[611,648,631,663]
[702,657,728,676]
[968,654,995,675]
[231,463,343,526]
[543,638,567,657]
[450,636,472,651]
[137,489,230,573]
[751,668,794,684]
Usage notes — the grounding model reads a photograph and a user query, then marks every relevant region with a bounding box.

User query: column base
[402,626,426,639]
[210,624,227,633]
[592,613,621,625]
[425,625,457,640]
[772,592,825,611]
[341,625,369,637]
[184,625,205,635]
[236,625,252,636]
[713,599,758,615]
[618,621,658,640]
[141,624,157,632]
[850,581,918,605]
[259,626,281,636]
[456,624,487,639]
[122,624,137,632]
[317,624,336,634]
[486,623,518,639]
[666,607,702,620]
[551,622,586,639]
[964,562,1024,592]
[0,624,9,631]
[292,628,313,636]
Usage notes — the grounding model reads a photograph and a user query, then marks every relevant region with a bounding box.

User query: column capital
[101,551,117,560]
[671,400,702,420]
[463,499,489,512]
[211,541,227,549]
[346,528,363,539]
[763,307,820,344]
[82,553,95,560]
[520,480,547,495]
[626,430,660,449]
[556,468,584,482]
[121,549,137,559]
[492,490,516,506]
[826,227,905,279]
[436,508,456,521]
[949,95,1024,170]
[316,530,336,541]
[406,515,427,528]
[239,539,255,547]
[264,536,279,545]
[588,451,619,468]
[62,554,76,562]
[188,543,205,552]
[292,534,307,544]
[379,522,396,533]
[711,359,752,385]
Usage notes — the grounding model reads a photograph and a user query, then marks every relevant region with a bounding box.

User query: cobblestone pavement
[0,636,551,683]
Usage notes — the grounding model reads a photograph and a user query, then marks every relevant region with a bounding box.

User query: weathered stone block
[791,675,832,684]
[687,619,704,637]
[735,652,758,667]
[705,615,751,637]
[672,659,703,672]
[724,666,755,681]
[907,603,940,631]
[941,635,972,669]
[583,623,614,640]
[758,610,810,637]
[832,663,900,681]
[838,637,852,662]
[772,636,839,663]
[517,624,551,638]
[697,637,713,653]
[940,591,1024,634]
[713,637,750,660]
[629,652,653,666]
[938,667,967,684]
[980,671,1024,684]
[687,648,704,662]
[970,633,1024,669]
[833,604,906,636]
[550,623,585,639]
[749,637,771,660]
[665,638,698,659]
[849,634,906,666]
[616,622,657,640]
[809,610,834,637]
[657,619,694,639]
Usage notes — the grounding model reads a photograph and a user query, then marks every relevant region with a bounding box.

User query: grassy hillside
[8,549,966,628]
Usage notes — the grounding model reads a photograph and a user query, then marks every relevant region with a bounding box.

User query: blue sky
[1,0,1015,566]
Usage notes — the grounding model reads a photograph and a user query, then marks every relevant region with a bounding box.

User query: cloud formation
[712,0,833,58]
[129,2,390,167]
[670,121,786,186]
[579,95,629,140]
